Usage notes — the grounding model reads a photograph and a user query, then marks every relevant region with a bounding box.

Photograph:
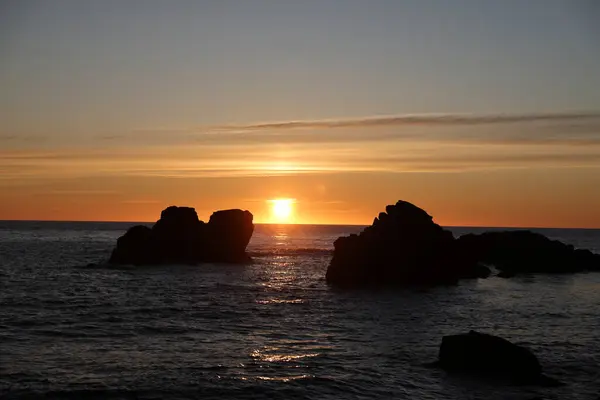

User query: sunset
[1,1,600,399]
[268,198,296,224]
[2,1,600,228]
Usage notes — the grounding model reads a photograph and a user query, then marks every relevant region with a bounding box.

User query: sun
[268,198,296,223]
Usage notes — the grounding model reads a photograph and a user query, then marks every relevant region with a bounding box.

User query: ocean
[1,222,599,400]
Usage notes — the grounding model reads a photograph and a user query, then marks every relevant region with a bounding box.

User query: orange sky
[3,114,600,227]
[1,151,600,227]
[2,3,600,228]
[2,115,600,227]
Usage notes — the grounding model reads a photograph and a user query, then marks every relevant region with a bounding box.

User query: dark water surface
[1,222,599,399]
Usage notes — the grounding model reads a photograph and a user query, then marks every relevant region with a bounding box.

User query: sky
[1,0,600,227]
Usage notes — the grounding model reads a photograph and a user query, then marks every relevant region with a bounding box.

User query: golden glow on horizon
[1,119,600,228]
[268,198,296,223]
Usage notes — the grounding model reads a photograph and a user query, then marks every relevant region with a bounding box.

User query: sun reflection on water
[250,347,320,363]
[274,230,289,246]
[255,375,312,382]
[256,298,305,304]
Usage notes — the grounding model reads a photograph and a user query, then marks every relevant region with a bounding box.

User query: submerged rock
[436,330,562,386]
[325,200,489,287]
[456,230,600,276]
[109,206,254,265]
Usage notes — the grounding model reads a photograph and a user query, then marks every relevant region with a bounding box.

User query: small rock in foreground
[436,330,563,387]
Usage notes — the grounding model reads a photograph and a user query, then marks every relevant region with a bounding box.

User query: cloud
[0,135,18,141]
[7,111,600,149]
[0,134,48,143]
[2,111,600,180]
[3,144,597,180]
[359,152,600,167]
[45,190,117,196]
[120,199,161,204]
[116,111,600,147]
[208,111,600,131]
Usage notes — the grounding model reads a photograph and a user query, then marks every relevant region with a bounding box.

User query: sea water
[1,222,599,399]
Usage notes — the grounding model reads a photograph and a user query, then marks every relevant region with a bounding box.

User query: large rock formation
[326,200,600,286]
[109,206,254,265]
[325,201,490,287]
[436,331,561,386]
[457,230,600,275]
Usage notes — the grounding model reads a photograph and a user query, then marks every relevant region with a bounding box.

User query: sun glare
[269,198,296,223]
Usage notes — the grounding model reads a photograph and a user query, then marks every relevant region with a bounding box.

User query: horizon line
[1,218,598,230]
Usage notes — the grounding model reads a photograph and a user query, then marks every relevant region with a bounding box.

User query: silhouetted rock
[325,200,489,287]
[151,206,205,264]
[437,331,562,386]
[456,230,600,276]
[205,209,254,263]
[110,225,154,265]
[109,206,253,265]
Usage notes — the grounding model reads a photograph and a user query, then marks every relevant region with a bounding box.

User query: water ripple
[1,223,600,399]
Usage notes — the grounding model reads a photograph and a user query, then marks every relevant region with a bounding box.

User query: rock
[456,230,600,275]
[151,207,205,264]
[110,225,153,265]
[109,206,254,265]
[326,200,599,286]
[325,200,489,287]
[205,209,254,263]
[437,330,562,386]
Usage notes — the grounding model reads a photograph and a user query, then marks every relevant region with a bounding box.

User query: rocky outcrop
[456,230,600,275]
[325,201,490,287]
[205,209,255,263]
[111,224,155,265]
[109,206,254,265]
[326,200,600,285]
[150,206,206,264]
[436,331,562,386]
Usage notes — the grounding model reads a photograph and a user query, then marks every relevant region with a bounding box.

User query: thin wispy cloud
[2,111,600,181]
[0,134,48,143]
[208,111,600,131]
[2,141,599,180]
[5,111,599,148]
[118,111,600,147]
